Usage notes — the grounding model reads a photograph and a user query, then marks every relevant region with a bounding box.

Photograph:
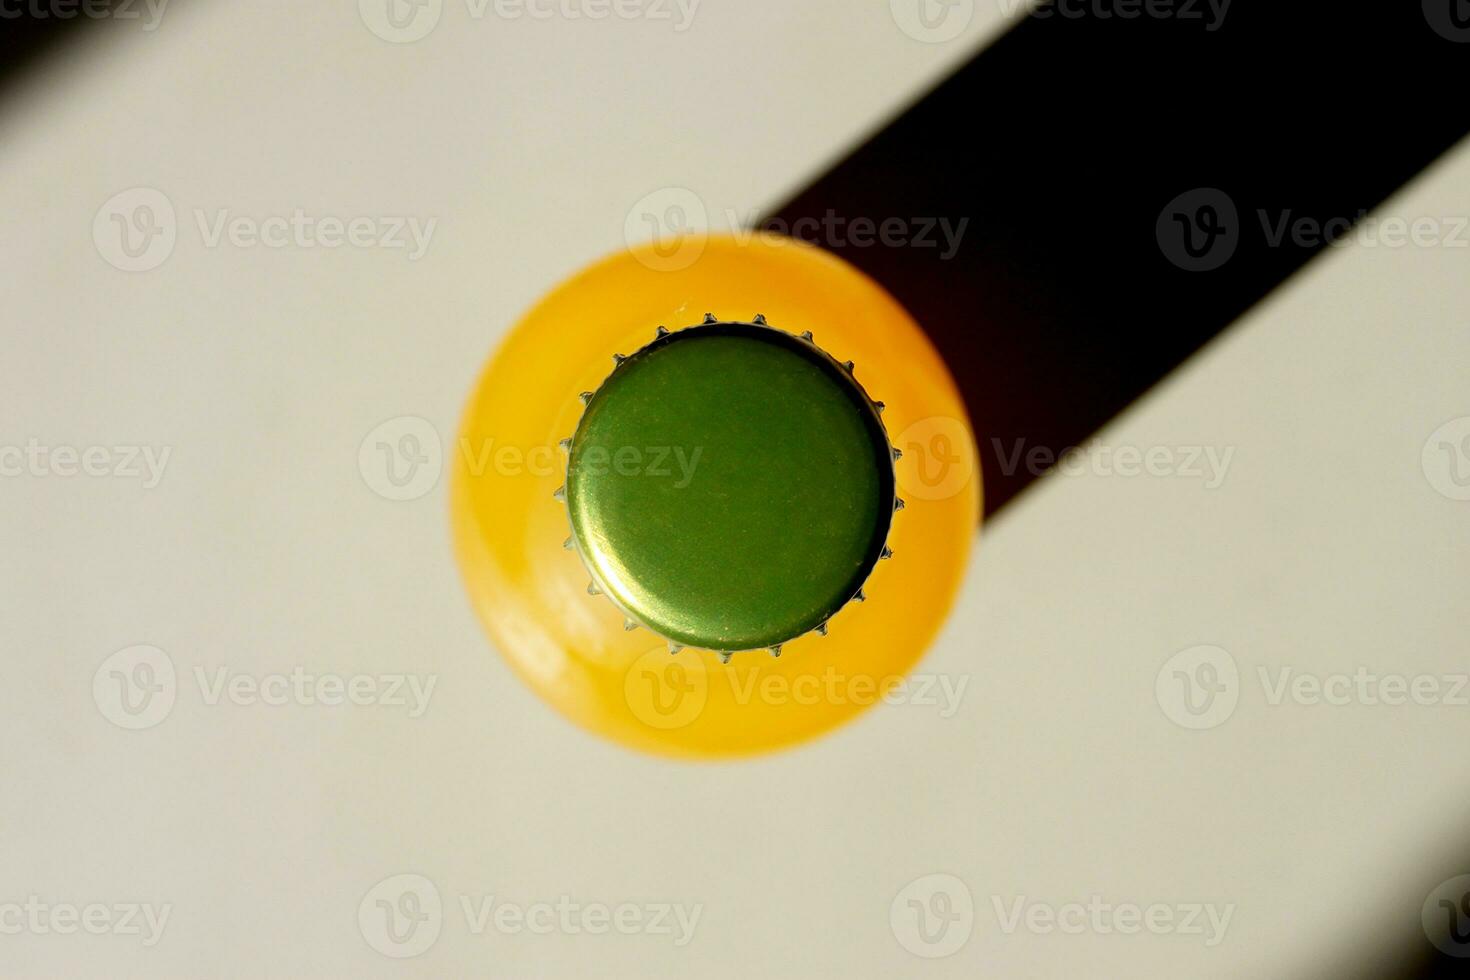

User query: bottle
[450,234,979,758]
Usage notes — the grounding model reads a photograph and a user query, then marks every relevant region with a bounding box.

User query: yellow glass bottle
[451,233,979,759]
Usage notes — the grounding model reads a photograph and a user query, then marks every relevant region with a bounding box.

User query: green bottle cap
[560,316,900,660]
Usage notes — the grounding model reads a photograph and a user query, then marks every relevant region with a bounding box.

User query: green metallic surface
[567,324,894,652]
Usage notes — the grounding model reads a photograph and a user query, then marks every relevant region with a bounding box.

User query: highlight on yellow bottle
[451,232,980,758]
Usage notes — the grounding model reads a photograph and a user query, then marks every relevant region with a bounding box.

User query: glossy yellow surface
[451,234,980,758]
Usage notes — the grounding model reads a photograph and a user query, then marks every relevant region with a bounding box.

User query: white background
[2,0,1469,975]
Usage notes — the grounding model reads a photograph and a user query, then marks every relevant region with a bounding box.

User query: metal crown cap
[554,315,902,662]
